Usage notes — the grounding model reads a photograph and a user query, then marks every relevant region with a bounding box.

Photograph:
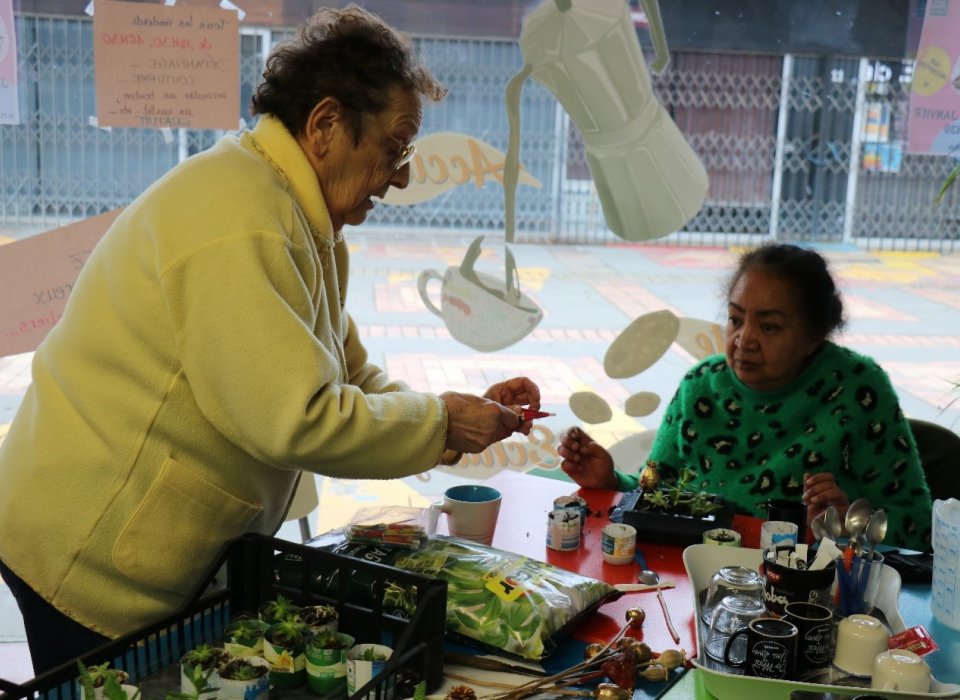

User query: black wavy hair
[725,243,846,338]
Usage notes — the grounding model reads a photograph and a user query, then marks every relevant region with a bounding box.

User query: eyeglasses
[364,116,417,172]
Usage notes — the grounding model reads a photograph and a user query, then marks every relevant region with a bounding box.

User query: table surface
[469,470,960,699]
[482,470,762,656]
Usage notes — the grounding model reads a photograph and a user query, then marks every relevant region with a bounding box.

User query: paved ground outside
[2,230,960,533]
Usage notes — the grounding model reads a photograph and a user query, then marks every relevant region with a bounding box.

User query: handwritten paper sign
[0,209,121,357]
[907,0,960,155]
[94,0,239,130]
[0,0,19,124]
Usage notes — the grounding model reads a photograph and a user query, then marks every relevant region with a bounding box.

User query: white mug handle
[426,500,449,535]
[417,270,444,317]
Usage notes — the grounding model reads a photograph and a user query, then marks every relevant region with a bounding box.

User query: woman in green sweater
[559,243,932,551]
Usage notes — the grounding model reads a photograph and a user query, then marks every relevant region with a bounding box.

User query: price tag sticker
[483,557,546,602]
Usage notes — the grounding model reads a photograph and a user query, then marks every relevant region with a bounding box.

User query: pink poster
[907,0,960,155]
[0,209,121,357]
[0,0,19,125]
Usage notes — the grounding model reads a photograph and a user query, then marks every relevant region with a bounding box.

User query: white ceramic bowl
[832,613,889,677]
[871,649,932,693]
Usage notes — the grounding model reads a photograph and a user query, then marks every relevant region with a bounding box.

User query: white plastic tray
[683,544,960,699]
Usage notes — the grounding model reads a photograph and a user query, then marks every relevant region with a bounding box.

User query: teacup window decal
[417,235,543,352]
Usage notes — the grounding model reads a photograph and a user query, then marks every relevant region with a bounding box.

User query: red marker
[520,409,555,421]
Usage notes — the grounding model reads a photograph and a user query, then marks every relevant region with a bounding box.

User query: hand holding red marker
[519,408,555,421]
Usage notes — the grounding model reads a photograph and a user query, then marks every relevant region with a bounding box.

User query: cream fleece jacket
[0,115,448,638]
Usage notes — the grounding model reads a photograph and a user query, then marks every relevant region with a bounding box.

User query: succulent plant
[258,594,301,624]
[298,604,338,628]
[218,658,268,681]
[266,619,311,647]
[76,661,138,700]
[310,629,351,649]
[640,463,721,517]
[181,644,230,672]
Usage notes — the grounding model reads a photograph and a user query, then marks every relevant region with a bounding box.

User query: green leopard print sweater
[617,342,931,551]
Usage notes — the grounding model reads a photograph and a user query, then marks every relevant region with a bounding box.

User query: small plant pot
[703,527,741,546]
[263,624,309,688]
[347,644,393,700]
[88,685,139,700]
[305,632,355,696]
[223,617,270,657]
[179,647,230,694]
[77,668,133,700]
[299,604,339,635]
[93,673,130,700]
[216,655,270,700]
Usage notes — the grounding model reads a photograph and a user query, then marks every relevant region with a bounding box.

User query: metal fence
[2,12,958,250]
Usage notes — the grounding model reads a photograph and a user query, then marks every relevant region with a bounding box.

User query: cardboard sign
[0,0,19,124]
[94,0,239,130]
[0,209,121,357]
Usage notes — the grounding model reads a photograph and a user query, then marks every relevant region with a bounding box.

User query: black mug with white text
[724,617,798,679]
[784,601,835,672]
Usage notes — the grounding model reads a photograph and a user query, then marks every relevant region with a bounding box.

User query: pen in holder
[836,550,884,616]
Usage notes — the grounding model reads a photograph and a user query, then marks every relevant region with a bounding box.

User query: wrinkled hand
[803,471,849,524]
[558,426,619,490]
[484,376,541,436]
[441,391,521,454]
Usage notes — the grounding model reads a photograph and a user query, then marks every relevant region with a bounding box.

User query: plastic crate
[0,533,447,700]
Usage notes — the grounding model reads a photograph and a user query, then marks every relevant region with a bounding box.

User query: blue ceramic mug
[429,485,502,545]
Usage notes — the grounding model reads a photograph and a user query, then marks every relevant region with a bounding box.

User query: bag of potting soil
[293,536,619,661]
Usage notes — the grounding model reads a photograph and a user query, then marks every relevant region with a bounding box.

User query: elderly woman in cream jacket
[0,6,539,673]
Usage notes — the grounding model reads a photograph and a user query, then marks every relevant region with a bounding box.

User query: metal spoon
[810,514,828,541]
[824,506,843,540]
[863,509,888,562]
[638,568,659,585]
[843,498,873,569]
[635,548,660,586]
[845,498,873,539]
